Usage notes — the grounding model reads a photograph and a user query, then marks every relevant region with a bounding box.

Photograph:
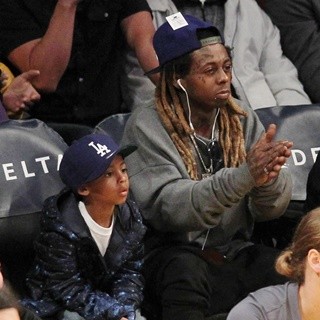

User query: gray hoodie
[122,100,292,259]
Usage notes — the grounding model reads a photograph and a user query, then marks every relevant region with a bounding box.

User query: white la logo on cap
[88,141,112,157]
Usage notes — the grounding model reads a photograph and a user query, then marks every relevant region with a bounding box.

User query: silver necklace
[191,134,213,179]
[190,108,220,179]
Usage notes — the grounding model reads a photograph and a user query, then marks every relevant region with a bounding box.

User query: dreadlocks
[156,54,248,181]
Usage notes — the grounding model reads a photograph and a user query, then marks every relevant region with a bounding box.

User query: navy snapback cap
[146,13,224,75]
[59,134,136,189]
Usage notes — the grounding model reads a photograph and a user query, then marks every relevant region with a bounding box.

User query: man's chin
[214,97,229,108]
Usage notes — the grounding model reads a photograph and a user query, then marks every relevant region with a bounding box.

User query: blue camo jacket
[23,188,147,320]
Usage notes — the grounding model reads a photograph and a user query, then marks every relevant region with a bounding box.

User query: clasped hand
[2,70,40,117]
[246,124,292,187]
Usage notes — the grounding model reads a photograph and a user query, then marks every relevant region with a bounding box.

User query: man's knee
[162,250,209,284]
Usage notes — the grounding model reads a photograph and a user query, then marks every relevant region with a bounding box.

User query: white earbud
[177,78,193,129]
[177,79,186,92]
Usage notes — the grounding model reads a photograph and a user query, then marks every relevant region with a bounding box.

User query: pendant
[201,172,212,179]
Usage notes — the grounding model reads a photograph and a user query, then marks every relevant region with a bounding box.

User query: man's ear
[77,185,89,197]
[308,249,320,273]
[173,73,183,89]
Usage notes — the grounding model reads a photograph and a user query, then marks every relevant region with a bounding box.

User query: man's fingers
[265,123,277,143]
[19,69,40,81]
[30,92,41,101]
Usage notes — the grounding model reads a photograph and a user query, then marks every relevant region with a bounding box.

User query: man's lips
[215,89,230,99]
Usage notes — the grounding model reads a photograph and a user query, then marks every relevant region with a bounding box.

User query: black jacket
[23,188,146,320]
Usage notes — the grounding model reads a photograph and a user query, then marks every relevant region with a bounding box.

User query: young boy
[22,134,146,320]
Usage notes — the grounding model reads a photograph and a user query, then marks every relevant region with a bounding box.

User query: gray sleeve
[257,6,311,105]
[225,0,311,108]
[263,0,320,103]
[243,105,292,222]
[249,169,292,222]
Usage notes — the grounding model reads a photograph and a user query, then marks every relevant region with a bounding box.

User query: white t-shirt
[78,201,115,256]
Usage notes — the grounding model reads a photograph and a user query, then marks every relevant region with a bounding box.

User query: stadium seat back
[256,104,320,202]
[0,119,67,294]
[94,113,131,144]
[254,104,320,248]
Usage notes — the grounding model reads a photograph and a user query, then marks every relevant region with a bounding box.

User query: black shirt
[0,0,151,125]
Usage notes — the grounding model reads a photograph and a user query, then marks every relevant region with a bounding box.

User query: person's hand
[2,70,41,117]
[120,318,128,320]
[0,69,8,85]
[246,124,292,187]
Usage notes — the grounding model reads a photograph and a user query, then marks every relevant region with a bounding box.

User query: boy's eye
[104,171,112,177]
[224,65,232,72]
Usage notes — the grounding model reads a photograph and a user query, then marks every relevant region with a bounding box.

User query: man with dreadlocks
[121,12,293,320]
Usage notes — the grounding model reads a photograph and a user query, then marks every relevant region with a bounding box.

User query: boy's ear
[77,185,89,197]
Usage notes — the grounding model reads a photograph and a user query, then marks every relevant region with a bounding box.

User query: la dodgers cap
[146,12,224,75]
[59,134,137,189]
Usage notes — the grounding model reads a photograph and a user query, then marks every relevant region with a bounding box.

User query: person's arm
[258,6,311,105]
[110,203,145,320]
[121,11,160,85]
[249,128,292,222]
[7,0,79,92]
[226,0,311,108]
[241,109,293,222]
[263,0,320,103]
[111,238,145,320]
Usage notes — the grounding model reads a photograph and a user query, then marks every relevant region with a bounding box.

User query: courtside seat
[94,113,131,144]
[254,104,320,247]
[46,122,93,145]
[0,119,67,295]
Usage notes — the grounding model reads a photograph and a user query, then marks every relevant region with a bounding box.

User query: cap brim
[144,66,162,76]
